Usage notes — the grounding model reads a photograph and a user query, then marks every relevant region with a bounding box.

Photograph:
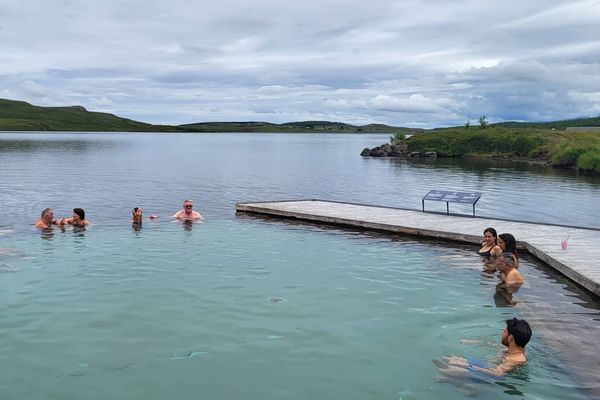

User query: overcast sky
[1,0,599,127]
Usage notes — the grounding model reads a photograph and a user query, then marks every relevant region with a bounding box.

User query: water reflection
[494,283,522,307]
[0,138,117,153]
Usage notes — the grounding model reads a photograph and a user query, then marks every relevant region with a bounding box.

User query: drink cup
[561,239,568,250]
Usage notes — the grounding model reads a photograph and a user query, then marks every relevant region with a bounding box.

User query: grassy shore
[406,126,600,173]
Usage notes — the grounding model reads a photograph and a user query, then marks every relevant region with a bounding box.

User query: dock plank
[236,200,600,297]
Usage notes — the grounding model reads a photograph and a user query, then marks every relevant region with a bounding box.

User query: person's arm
[490,245,502,257]
[59,217,72,226]
[469,361,515,377]
[171,211,181,218]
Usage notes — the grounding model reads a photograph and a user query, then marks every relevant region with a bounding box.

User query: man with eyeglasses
[172,199,203,221]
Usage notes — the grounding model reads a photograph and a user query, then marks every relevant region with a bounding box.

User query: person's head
[41,208,54,222]
[72,208,85,224]
[502,318,532,349]
[498,233,517,255]
[132,207,143,222]
[183,199,193,213]
[483,227,497,245]
[497,252,516,273]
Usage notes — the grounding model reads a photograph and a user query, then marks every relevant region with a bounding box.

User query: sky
[1,0,599,127]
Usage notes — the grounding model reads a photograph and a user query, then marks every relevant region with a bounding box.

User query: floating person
[34,208,58,229]
[172,199,203,221]
[497,252,524,285]
[59,208,91,228]
[491,233,519,268]
[435,318,532,380]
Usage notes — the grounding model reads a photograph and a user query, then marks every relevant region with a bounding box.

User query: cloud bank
[1,0,599,127]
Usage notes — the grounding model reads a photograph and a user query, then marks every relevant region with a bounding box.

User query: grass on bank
[406,126,600,173]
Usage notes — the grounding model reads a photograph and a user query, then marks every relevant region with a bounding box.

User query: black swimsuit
[478,248,492,258]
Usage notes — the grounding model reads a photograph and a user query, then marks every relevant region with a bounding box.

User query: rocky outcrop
[361,142,437,158]
[361,142,408,157]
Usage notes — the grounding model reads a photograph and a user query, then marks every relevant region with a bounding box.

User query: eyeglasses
[184,205,193,209]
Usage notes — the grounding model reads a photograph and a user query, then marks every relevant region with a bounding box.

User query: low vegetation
[406,126,600,173]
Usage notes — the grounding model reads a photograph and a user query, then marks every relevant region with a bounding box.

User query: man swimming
[436,318,532,379]
[497,252,524,285]
[172,199,203,221]
[35,208,58,229]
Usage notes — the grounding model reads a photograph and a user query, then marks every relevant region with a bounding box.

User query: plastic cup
[561,239,568,250]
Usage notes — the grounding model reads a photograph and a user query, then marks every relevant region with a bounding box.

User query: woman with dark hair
[492,233,519,268]
[59,208,91,227]
[478,227,498,257]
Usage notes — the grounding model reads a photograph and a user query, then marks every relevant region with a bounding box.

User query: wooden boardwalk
[236,199,600,297]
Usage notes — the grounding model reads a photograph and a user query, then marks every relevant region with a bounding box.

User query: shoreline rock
[360,142,437,158]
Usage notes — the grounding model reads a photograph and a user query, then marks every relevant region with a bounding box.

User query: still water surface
[1,133,599,399]
[0,132,599,228]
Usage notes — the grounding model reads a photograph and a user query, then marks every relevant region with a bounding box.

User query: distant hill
[2,97,599,134]
[0,98,179,132]
[491,116,600,129]
[0,98,415,133]
[180,120,416,133]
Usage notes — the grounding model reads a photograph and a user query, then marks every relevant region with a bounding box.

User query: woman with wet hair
[478,227,498,258]
[59,208,91,227]
[491,233,519,268]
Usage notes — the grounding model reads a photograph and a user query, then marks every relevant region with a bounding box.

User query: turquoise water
[1,132,599,398]
[1,220,597,399]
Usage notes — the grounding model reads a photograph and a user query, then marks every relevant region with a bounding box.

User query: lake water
[1,132,599,399]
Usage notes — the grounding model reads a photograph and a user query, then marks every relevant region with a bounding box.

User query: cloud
[90,96,113,106]
[0,0,598,127]
[21,80,46,97]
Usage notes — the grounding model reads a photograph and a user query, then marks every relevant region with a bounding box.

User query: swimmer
[172,199,203,221]
[491,233,519,268]
[478,227,497,257]
[35,208,58,229]
[497,252,524,285]
[59,208,91,228]
[131,207,158,224]
[132,207,143,224]
[436,318,532,379]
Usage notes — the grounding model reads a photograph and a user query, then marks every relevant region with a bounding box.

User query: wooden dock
[236,199,600,297]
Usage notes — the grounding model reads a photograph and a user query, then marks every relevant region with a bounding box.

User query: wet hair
[41,208,53,218]
[133,207,140,213]
[506,318,532,348]
[499,233,518,261]
[484,227,498,244]
[73,208,85,220]
[500,252,516,268]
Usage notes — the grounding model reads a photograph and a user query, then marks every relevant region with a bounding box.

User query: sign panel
[423,190,481,204]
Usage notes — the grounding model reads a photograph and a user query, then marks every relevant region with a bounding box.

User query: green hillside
[0,99,177,132]
[406,126,600,173]
[180,120,415,133]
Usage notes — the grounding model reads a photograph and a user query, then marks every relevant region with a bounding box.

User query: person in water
[497,252,524,285]
[478,227,497,257]
[491,233,519,268]
[59,208,90,227]
[35,208,58,229]
[132,207,143,224]
[436,318,532,379]
[172,199,203,221]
